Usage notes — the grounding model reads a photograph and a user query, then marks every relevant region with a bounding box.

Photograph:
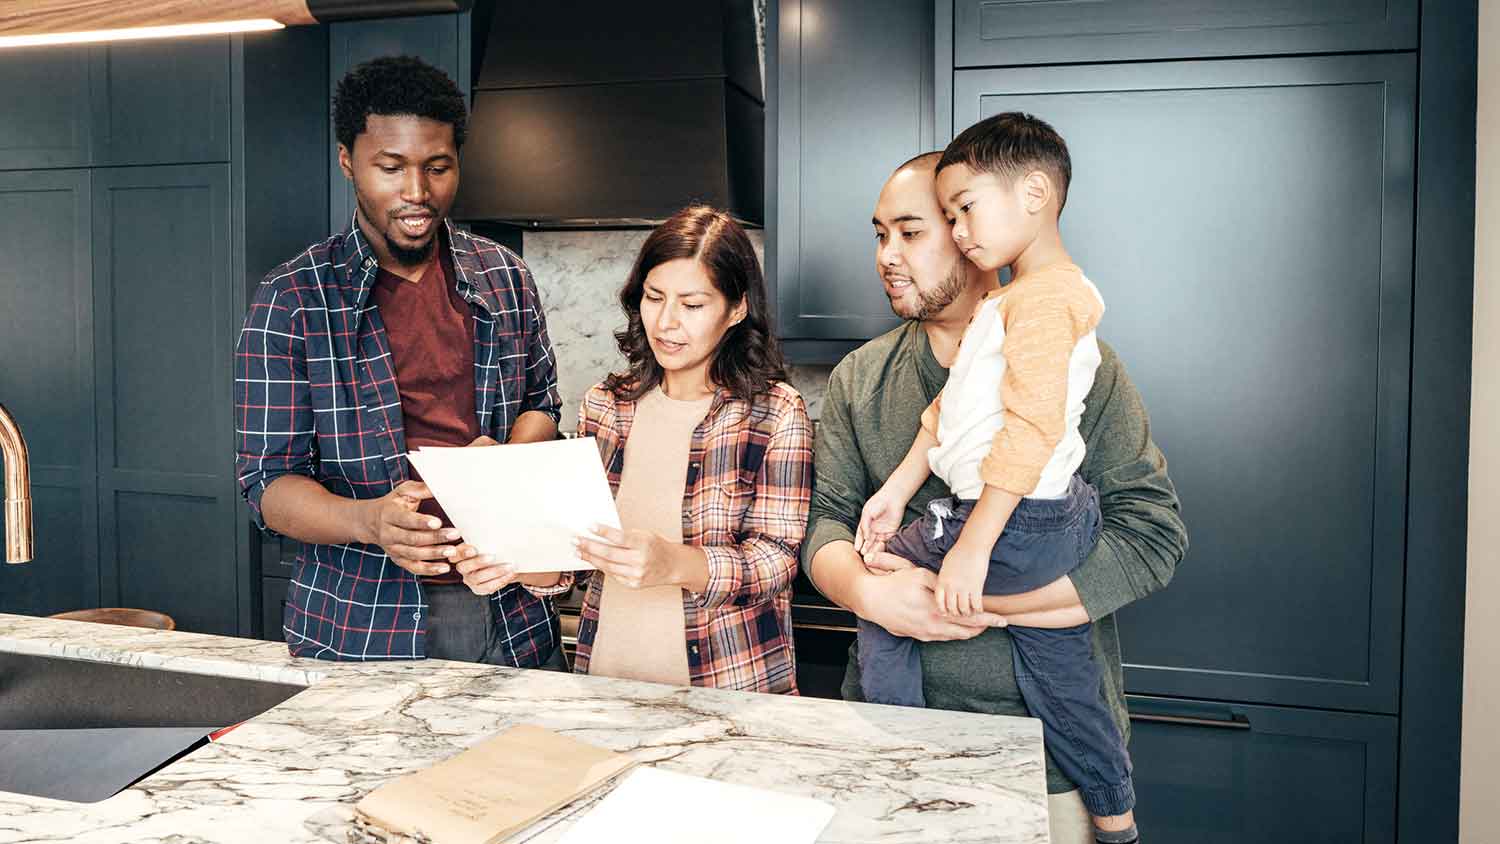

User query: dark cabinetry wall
[0,49,90,169]
[92,165,237,634]
[0,32,328,637]
[932,1,1467,840]
[90,39,231,166]
[0,40,229,171]
[0,170,96,617]
[951,53,1415,842]
[955,54,1415,715]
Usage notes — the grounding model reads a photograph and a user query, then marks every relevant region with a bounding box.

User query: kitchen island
[0,614,1048,843]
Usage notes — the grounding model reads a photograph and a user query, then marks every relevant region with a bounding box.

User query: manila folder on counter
[405,437,619,573]
[353,724,637,844]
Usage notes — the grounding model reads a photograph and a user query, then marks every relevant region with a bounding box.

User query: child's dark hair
[938,112,1072,214]
[333,56,468,152]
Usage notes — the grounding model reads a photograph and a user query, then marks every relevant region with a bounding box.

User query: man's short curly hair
[333,55,468,152]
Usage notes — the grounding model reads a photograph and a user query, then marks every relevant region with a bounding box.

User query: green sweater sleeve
[1070,344,1190,620]
[803,362,870,571]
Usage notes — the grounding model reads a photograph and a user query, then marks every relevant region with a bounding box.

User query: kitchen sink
[0,651,305,802]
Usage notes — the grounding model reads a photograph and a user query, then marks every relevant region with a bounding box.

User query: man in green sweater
[805,152,1189,843]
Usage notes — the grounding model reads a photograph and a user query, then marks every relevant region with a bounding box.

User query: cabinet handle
[1128,697,1251,730]
[793,621,860,634]
[1129,711,1251,730]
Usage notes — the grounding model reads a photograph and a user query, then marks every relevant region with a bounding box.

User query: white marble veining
[522,229,832,427]
[0,614,1047,844]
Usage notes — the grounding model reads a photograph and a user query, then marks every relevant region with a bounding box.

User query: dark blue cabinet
[0,170,98,616]
[91,164,238,635]
[769,0,935,360]
[89,37,232,166]
[1128,697,1398,843]
[942,33,1433,841]
[0,30,325,636]
[954,54,1416,716]
[0,38,231,172]
[0,49,91,170]
[953,0,1418,68]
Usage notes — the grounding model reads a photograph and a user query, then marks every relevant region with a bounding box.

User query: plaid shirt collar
[333,218,505,319]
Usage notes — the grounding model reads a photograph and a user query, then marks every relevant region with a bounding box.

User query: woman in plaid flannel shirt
[464,206,812,694]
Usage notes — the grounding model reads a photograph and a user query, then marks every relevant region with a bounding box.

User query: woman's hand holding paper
[574,525,709,592]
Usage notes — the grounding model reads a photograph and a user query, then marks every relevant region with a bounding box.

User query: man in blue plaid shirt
[235,56,571,664]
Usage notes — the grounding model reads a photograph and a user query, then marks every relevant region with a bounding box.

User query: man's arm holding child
[806,367,1007,640]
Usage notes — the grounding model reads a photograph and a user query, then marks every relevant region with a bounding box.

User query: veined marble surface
[521,229,833,427]
[0,614,1047,844]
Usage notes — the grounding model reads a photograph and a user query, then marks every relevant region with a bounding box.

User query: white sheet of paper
[556,767,836,844]
[404,438,618,573]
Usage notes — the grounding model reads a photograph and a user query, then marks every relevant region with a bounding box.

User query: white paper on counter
[404,438,618,573]
[555,766,836,844]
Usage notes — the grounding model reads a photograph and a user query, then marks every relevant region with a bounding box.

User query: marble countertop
[0,613,1048,844]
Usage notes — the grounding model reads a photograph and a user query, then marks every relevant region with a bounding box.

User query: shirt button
[689,645,699,655]
[412,611,421,621]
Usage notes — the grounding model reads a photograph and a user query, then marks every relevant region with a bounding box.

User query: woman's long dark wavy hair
[602,206,788,403]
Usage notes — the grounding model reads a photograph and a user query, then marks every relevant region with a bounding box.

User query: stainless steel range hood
[452,0,764,229]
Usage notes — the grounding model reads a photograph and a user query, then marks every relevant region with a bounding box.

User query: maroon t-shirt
[370,249,478,584]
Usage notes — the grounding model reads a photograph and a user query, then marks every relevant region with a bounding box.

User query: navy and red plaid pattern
[235,220,563,662]
[570,381,813,693]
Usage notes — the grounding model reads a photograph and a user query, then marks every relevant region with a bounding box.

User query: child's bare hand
[858,537,889,568]
[936,540,989,616]
[855,486,909,560]
[862,550,914,576]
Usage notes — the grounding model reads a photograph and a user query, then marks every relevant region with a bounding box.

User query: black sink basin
[0,650,304,730]
[0,651,305,802]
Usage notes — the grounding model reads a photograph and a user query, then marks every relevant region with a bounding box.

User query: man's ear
[1022,171,1051,214]
[337,143,355,182]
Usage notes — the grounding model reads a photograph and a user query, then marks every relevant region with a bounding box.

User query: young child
[853,112,1138,844]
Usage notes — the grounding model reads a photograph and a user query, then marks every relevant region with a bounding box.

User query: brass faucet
[0,402,32,564]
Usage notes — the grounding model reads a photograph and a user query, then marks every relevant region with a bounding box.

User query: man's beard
[891,257,967,321]
[386,234,436,267]
[354,190,438,267]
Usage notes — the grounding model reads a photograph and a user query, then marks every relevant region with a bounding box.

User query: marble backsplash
[522,230,833,430]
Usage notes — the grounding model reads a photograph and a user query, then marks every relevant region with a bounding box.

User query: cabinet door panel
[772,0,934,345]
[116,492,234,635]
[956,54,1414,712]
[91,38,231,166]
[0,49,91,169]
[93,165,237,635]
[954,0,1418,67]
[0,170,98,615]
[1129,697,1397,844]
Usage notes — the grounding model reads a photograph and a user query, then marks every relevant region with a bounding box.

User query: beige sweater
[587,387,712,685]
